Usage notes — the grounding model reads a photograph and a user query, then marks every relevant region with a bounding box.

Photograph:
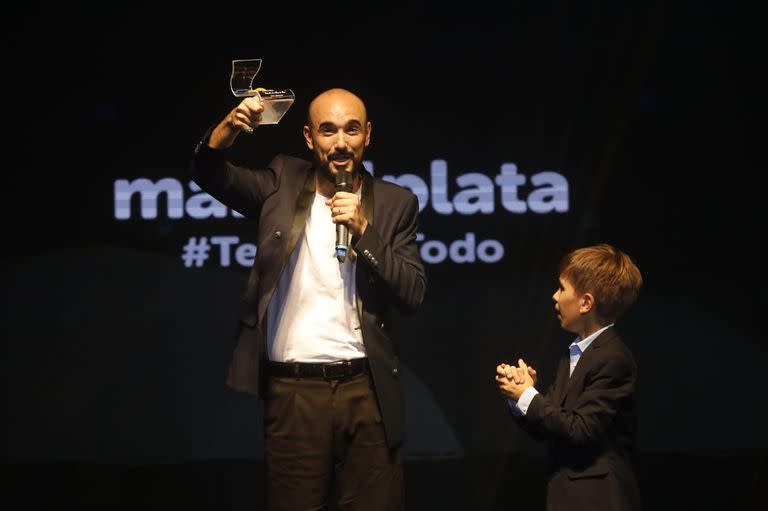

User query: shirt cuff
[516,386,539,415]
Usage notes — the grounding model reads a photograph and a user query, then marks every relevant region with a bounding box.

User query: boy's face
[552,276,587,334]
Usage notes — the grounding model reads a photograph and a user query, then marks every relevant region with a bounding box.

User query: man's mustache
[329,152,354,161]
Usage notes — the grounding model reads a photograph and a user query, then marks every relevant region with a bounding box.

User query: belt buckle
[322,360,350,380]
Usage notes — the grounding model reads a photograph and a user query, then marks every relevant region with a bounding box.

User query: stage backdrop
[3,2,765,469]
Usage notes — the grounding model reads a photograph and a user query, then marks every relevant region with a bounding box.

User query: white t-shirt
[266,190,365,362]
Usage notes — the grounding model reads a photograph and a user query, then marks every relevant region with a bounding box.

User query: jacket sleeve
[523,353,636,446]
[353,192,426,313]
[189,141,279,217]
[506,365,563,441]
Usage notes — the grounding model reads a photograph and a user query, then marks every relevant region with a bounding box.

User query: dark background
[3,2,766,509]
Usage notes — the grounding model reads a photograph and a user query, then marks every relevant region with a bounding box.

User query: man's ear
[580,292,595,314]
[303,125,314,149]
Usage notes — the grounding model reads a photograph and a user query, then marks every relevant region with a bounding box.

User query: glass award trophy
[230,58,295,125]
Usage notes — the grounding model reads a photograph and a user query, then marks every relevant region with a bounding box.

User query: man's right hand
[208,96,265,149]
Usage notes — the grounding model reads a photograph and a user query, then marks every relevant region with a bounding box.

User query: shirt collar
[570,323,614,354]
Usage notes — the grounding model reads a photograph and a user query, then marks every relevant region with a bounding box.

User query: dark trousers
[264,372,403,511]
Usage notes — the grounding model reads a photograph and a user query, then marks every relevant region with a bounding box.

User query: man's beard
[316,155,360,182]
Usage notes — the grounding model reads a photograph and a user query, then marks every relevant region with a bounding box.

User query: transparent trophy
[230,58,295,125]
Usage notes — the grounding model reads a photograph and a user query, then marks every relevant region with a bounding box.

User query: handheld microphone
[334,170,354,262]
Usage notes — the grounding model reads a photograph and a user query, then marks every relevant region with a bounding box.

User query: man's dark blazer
[191,144,427,449]
[516,326,641,511]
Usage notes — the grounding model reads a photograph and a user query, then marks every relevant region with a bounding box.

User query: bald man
[191,88,427,510]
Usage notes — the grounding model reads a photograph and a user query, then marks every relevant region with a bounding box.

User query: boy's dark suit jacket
[191,146,427,449]
[517,326,641,511]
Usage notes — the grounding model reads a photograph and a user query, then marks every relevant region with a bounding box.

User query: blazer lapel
[560,328,616,404]
[354,169,375,324]
[360,169,375,230]
[552,355,570,405]
[281,168,316,268]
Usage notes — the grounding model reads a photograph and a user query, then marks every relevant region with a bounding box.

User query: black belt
[267,358,369,380]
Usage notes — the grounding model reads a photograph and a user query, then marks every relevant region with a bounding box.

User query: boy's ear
[579,292,595,314]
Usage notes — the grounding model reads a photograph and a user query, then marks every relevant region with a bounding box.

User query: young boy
[496,243,643,511]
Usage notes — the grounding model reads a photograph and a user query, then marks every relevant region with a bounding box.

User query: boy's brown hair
[559,243,643,323]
